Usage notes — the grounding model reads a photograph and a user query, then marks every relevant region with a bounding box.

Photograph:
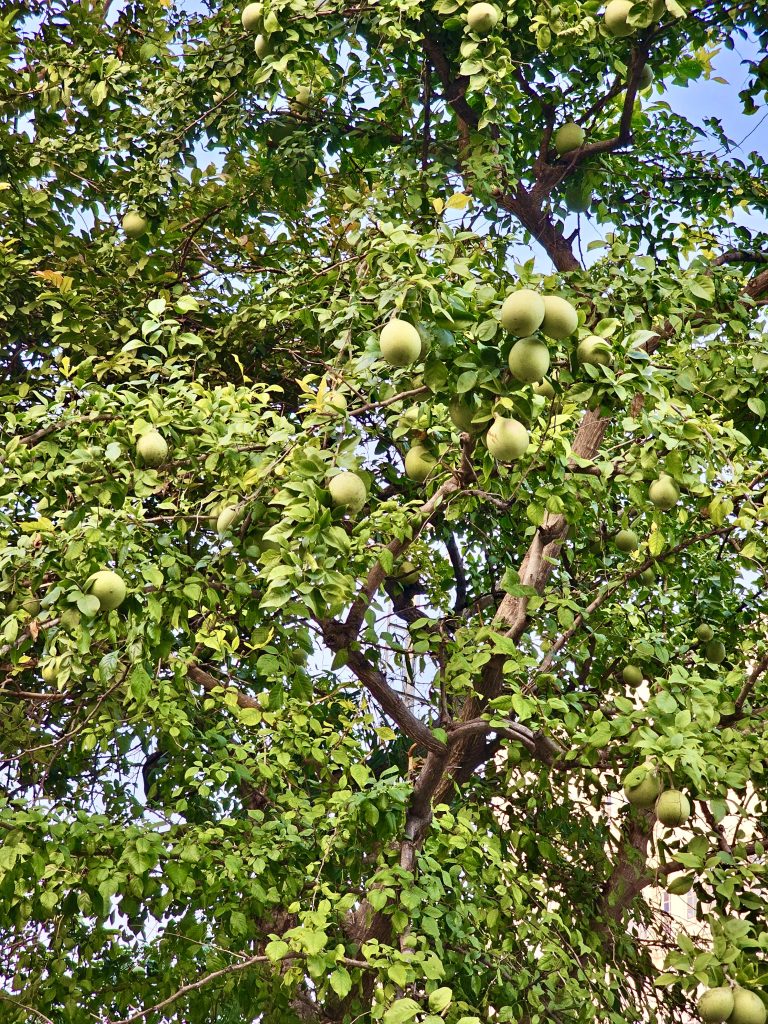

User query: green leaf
[383,998,422,1024]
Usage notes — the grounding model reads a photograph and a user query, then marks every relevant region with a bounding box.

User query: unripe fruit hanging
[500,289,545,336]
[379,319,422,367]
[486,417,529,462]
[328,472,367,512]
[655,789,690,827]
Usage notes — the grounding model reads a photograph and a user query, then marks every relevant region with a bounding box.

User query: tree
[2,0,768,1021]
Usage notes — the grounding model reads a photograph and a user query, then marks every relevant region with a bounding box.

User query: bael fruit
[639,64,654,90]
[533,378,555,399]
[577,335,613,366]
[328,472,367,512]
[88,570,127,612]
[730,989,767,1024]
[615,529,639,552]
[554,122,585,155]
[322,390,348,414]
[541,296,578,339]
[655,789,690,827]
[466,2,500,35]
[508,337,550,384]
[216,505,243,535]
[623,765,660,808]
[649,474,680,510]
[500,289,545,336]
[448,396,482,433]
[254,34,272,59]
[622,664,643,687]
[696,623,714,643]
[486,417,529,462]
[241,3,262,31]
[136,429,168,468]
[405,445,437,483]
[604,0,634,37]
[705,639,726,665]
[122,211,147,239]
[698,988,735,1024]
[379,319,422,367]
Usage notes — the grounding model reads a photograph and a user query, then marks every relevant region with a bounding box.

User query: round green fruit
[698,988,735,1024]
[448,396,482,433]
[136,429,168,468]
[615,528,639,553]
[564,181,592,213]
[541,295,578,339]
[240,2,262,31]
[292,86,312,109]
[508,337,550,384]
[577,335,613,367]
[730,989,767,1024]
[622,664,643,687]
[705,639,726,665]
[604,0,634,37]
[655,789,690,827]
[122,211,147,239]
[649,474,680,510]
[533,378,555,399]
[638,567,655,584]
[41,658,59,684]
[500,289,545,336]
[466,2,500,35]
[405,445,437,483]
[328,472,367,512]
[554,122,585,155]
[379,318,421,367]
[486,417,529,462]
[216,505,243,535]
[696,623,714,643]
[639,64,654,90]
[88,570,127,612]
[623,768,660,808]
[398,561,420,585]
[322,390,348,414]
[20,596,41,616]
[253,34,272,59]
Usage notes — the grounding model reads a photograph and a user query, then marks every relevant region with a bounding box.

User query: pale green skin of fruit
[541,296,578,339]
[398,561,420,585]
[380,319,421,367]
[122,212,147,239]
[89,571,127,611]
[638,65,654,90]
[533,379,555,399]
[615,529,639,552]
[604,0,634,37]
[577,336,612,366]
[328,473,367,512]
[696,623,714,643]
[508,337,550,384]
[466,2,499,35]
[500,289,545,336]
[565,183,591,213]
[698,988,735,1024]
[655,790,690,826]
[649,475,680,510]
[448,397,482,433]
[554,123,585,155]
[730,989,767,1024]
[405,446,436,483]
[137,430,168,467]
[254,34,272,59]
[638,568,655,584]
[216,505,242,534]
[241,3,262,32]
[486,418,529,462]
[705,639,726,664]
[322,390,348,413]
[624,773,660,808]
[622,664,643,687]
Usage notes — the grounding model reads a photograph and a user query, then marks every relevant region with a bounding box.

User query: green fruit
[615,529,639,553]
[379,319,421,367]
[328,472,367,512]
[466,2,500,35]
[564,181,592,213]
[404,445,437,483]
[253,34,272,59]
[638,567,655,584]
[508,337,550,384]
[695,623,714,643]
[622,664,643,687]
[623,767,660,808]
[292,86,313,109]
[655,789,690,827]
[448,396,482,433]
[604,0,634,37]
[648,474,680,510]
[577,335,613,367]
[554,122,585,155]
[705,639,726,665]
[398,561,420,585]
[21,596,41,616]
[698,988,735,1024]
[241,2,262,31]
[541,296,578,339]
[500,289,546,336]
[216,505,243,535]
[136,429,168,468]
[88,570,127,612]
[41,659,58,684]
[639,64,654,90]
[486,417,529,462]
[533,378,555,399]
[730,989,767,1024]
[122,211,147,239]
[322,390,348,414]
